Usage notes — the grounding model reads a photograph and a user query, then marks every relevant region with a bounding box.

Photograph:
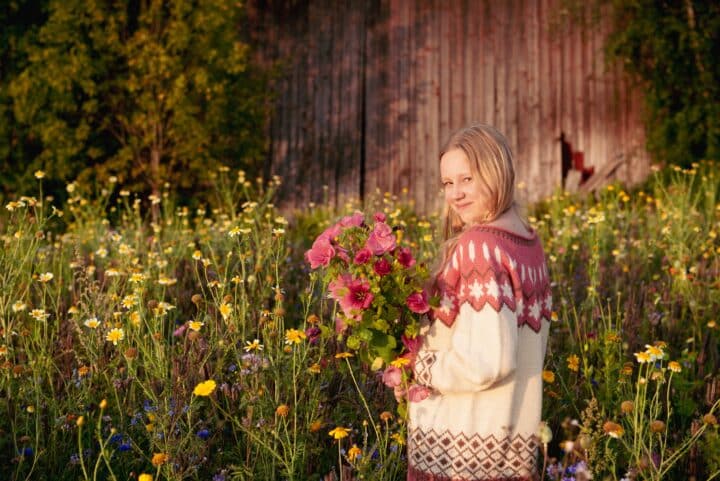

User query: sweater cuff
[414,350,437,387]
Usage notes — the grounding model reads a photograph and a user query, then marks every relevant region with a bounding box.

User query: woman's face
[440,148,490,225]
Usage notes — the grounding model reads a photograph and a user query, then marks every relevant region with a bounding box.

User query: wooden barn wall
[248,0,649,213]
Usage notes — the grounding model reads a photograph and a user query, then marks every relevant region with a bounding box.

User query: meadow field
[1,164,719,481]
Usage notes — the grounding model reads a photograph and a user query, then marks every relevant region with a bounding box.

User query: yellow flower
[335,352,354,359]
[130,311,141,326]
[244,339,264,352]
[188,320,204,332]
[151,453,169,467]
[30,309,50,321]
[275,404,290,417]
[620,400,634,414]
[550,311,559,322]
[542,370,555,383]
[390,432,405,445]
[34,170,45,179]
[284,328,307,345]
[567,354,580,372]
[347,444,362,461]
[192,250,202,260]
[668,361,682,373]
[390,357,410,368]
[603,421,624,438]
[0,346,7,356]
[328,426,350,440]
[129,272,146,284]
[219,302,233,320]
[308,363,321,374]
[78,366,90,377]
[645,344,664,361]
[39,272,54,282]
[76,416,85,427]
[99,399,108,410]
[634,351,652,364]
[309,419,323,432]
[138,474,153,481]
[106,328,124,345]
[84,317,101,329]
[193,379,216,397]
[158,275,177,286]
[12,301,27,312]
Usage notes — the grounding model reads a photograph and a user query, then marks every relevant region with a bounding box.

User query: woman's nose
[449,186,465,199]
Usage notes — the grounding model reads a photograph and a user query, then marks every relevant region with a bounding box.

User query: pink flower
[331,275,374,318]
[318,224,343,242]
[173,323,188,337]
[336,247,350,264]
[353,247,372,265]
[340,212,365,228]
[396,247,416,268]
[305,237,336,269]
[408,384,431,403]
[328,274,350,300]
[402,334,422,355]
[382,365,402,387]
[406,291,430,314]
[373,258,392,276]
[366,222,396,255]
[373,212,387,223]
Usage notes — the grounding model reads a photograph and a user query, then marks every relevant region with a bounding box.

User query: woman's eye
[463,177,472,182]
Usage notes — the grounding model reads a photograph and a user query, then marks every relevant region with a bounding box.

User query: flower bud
[649,420,665,433]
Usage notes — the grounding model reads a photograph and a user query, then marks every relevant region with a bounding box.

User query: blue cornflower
[118,443,131,452]
[196,429,210,440]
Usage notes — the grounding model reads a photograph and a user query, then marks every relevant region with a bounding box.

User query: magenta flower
[401,334,422,355]
[366,222,396,255]
[353,247,372,265]
[396,247,416,268]
[305,237,336,269]
[341,277,374,315]
[373,258,392,276]
[382,365,402,387]
[408,384,431,403]
[373,212,387,223]
[331,275,374,318]
[339,212,365,228]
[406,291,430,314]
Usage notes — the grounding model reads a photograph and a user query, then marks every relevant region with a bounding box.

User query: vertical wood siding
[250,0,649,212]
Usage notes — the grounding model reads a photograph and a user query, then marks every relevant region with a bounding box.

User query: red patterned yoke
[409,226,551,481]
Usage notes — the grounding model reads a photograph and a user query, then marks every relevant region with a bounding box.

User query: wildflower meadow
[1,163,719,481]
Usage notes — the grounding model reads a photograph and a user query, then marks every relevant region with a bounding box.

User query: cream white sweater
[409,226,551,481]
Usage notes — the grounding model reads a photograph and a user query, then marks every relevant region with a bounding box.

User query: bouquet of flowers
[305,211,432,402]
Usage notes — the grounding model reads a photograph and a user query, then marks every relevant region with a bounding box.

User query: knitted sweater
[409,225,552,481]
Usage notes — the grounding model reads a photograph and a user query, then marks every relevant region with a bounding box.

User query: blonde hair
[431,123,518,286]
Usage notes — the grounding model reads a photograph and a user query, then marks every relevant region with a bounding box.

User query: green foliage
[606,0,720,167]
[5,0,269,202]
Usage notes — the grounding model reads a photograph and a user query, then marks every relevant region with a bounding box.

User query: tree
[8,0,270,203]
[0,0,47,199]
[606,0,720,166]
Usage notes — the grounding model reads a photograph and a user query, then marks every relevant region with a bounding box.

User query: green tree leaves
[4,0,269,202]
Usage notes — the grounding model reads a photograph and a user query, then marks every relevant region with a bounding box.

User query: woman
[409,124,552,481]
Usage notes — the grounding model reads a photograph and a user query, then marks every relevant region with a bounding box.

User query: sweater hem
[408,465,539,481]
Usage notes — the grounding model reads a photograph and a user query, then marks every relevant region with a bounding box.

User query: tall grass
[0,163,718,480]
